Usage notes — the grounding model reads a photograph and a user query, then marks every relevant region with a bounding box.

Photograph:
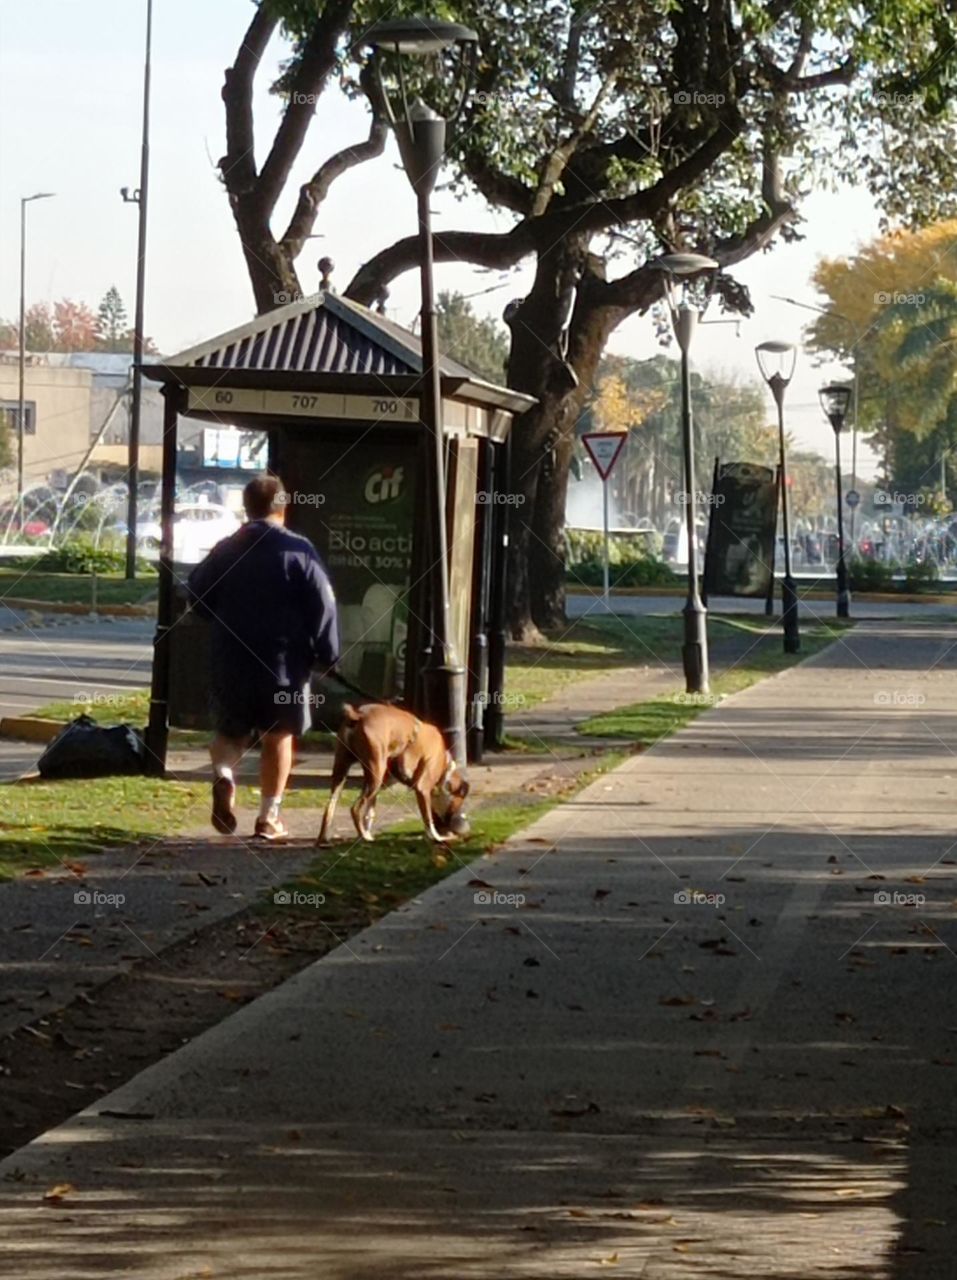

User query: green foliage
[848,558,896,592]
[809,222,957,500]
[33,536,155,576]
[564,527,675,587]
[578,353,847,529]
[579,620,853,739]
[0,413,12,471]
[96,286,130,353]
[270,0,957,257]
[901,556,940,592]
[847,556,938,594]
[436,291,509,383]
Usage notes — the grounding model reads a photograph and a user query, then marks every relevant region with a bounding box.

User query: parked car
[136,501,241,564]
[0,505,51,539]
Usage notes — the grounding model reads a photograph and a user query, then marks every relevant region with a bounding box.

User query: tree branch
[256,0,355,218]
[279,67,388,259]
[530,69,621,217]
[347,101,746,307]
[345,225,537,307]
[599,121,795,312]
[220,4,278,197]
[550,104,746,239]
[458,145,535,215]
[759,49,856,92]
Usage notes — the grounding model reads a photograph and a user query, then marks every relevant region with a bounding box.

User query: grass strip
[578,618,851,740]
[0,569,157,606]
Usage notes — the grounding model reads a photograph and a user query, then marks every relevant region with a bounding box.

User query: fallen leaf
[42,1183,74,1202]
[659,995,696,1007]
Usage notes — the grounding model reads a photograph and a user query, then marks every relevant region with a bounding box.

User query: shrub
[901,556,939,593]
[32,536,156,576]
[565,527,676,588]
[848,558,896,593]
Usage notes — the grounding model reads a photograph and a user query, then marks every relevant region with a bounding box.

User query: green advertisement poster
[293,437,417,700]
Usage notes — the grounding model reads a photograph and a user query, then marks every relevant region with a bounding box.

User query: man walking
[187,476,339,839]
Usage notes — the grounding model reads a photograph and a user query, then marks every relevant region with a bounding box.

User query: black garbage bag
[36,714,147,779]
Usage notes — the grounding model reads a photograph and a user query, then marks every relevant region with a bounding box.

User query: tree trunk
[504,240,617,638]
[232,203,302,315]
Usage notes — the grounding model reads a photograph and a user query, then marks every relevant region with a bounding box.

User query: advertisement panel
[281,432,417,702]
[703,462,778,598]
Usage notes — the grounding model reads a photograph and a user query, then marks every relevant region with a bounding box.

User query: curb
[568,586,957,605]
[0,717,64,745]
[0,598,155,617]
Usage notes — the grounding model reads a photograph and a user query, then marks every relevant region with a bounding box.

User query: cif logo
[364,466,404,505]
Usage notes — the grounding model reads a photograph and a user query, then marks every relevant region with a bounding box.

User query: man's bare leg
[210,733,247,834]
[256,730,294,838]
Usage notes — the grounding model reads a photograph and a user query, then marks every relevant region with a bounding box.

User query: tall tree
[342,0,957,636]
[52,300,99,352]
[96,286,129,352]
[0,296,159,356]
[808,219,957,497]
[225,1,957,637]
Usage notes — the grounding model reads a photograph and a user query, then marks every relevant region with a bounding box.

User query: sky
[0,0,885,478]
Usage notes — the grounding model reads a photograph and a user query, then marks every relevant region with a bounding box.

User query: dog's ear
[452,774,470,799]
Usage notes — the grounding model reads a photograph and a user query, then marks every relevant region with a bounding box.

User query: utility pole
[123,0,153,579]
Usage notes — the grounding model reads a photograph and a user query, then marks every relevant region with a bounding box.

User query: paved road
[2,618,957,1276]
[0,611,153,778]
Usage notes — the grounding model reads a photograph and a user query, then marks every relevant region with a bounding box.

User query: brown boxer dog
[317,703,469,845]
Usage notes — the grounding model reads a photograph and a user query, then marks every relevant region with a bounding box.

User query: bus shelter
[141,291,534,772]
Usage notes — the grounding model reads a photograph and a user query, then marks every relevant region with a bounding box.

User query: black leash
[324,667,397,707]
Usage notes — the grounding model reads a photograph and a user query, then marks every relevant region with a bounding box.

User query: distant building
[0,350,261,502]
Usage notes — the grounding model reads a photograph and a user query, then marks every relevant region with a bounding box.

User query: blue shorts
[211,678,311,739]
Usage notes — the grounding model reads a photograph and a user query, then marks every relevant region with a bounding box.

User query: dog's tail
[342,703,362,723]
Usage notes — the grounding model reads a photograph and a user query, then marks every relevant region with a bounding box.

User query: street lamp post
[17,192,56,504]
[366,18,477,767]
[773,295,861,547]
[756,341,799,653]
[654,252,718,694]
[820,383,853,618]
[120,0,153,580]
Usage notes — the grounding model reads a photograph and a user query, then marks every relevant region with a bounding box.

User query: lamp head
[367,17,478,191]
[654,252,720,278]
[756,341,797,404]
[819,382,852,434]
[366,18,477,55]
[25,191,55,204]
[651,253,718,352]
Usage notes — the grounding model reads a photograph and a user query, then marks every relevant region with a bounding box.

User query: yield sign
[582,431,627,480]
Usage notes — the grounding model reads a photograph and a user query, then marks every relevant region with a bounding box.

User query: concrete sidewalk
[3,619,957,1277]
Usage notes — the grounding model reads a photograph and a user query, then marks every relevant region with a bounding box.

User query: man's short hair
[243,476,287,519]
